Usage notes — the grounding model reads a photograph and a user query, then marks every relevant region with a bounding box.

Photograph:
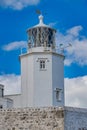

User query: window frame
[36,58,49,71]
[40,60,46,69]
[0,105,3,109]
[55,88,62,102]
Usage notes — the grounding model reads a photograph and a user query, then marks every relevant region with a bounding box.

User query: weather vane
[36,10,41,15]
[36,10,47,16]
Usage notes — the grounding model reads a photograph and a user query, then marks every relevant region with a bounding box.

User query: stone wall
[0,107,64,130]
[1,106,87,130]
[65,107,87,130]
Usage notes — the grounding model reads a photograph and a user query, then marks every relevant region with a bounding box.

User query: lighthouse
[19,15,65,107]
[2,14,87,130]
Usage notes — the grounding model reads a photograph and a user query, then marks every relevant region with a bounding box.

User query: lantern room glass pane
[28,27,56,48]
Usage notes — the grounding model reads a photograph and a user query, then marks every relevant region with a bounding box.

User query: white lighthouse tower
[20,15,65,107]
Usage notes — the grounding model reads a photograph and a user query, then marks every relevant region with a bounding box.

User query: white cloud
[65,76,87,108]
[56,25,87,66]
[0,74,21,95]
[0,74,87,108]
[2,41,27,51]
[48,22,57,28]
[66,25,83,37]
[0,0,40,10]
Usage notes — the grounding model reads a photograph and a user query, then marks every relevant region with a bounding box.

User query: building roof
[27,15,56,32]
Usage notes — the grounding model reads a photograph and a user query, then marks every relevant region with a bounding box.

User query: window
[40,60,46,70]
[0,105,3,109]
[55,88,61,101]
[36,58,49,70]
[56,91,60,101]
[2,89,4,97]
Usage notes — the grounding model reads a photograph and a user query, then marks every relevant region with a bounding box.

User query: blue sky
[0,0,87,107]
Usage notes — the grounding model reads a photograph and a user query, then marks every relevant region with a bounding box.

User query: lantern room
[27,15,56,49]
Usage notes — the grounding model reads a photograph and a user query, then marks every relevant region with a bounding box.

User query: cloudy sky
[0,0,87,108]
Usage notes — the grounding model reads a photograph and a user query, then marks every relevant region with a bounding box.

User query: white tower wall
[20,47,64,107]
[21,54,34,107]
[20,52,52,107]
[33,53,52,106]
[52,54,64,106]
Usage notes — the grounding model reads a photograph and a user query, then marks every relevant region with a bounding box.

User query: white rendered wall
[20,47,64,108]
[21,54,34,107]
[52,54,64,106]
[20,53,52,107]
[33,53,52,106]
[5,94,21,108]
[0,97,13,108]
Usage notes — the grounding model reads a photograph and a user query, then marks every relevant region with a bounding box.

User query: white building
[0,84,13,108]
[5,15,65,108]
